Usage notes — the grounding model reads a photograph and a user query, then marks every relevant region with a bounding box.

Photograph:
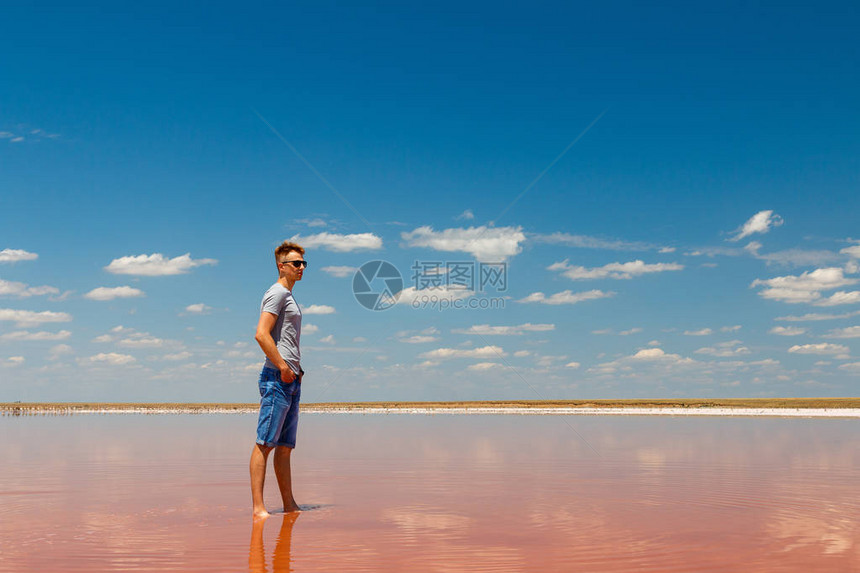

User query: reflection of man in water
[250,241,307,519]
[249,511,300,572]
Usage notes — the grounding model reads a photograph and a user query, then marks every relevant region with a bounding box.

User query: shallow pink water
[1,413,858,571]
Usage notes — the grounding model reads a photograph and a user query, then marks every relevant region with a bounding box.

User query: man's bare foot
[253,508,271,521]
[284,503,301,513]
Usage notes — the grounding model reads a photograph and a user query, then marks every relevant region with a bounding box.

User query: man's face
[279,251,306,282]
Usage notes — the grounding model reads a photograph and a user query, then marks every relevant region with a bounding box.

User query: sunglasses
[280,260,308,269]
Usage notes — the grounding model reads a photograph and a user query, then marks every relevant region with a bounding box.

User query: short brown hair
[275,241,305,265]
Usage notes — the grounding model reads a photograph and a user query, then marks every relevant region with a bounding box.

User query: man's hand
[280,366,297,383]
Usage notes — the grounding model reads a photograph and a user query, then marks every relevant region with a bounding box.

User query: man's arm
[254,311,296,383]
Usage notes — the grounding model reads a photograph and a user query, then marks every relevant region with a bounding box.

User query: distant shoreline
[3,399,860,417]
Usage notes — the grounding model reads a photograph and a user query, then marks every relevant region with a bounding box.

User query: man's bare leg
[250,443,273,519]
[273,446,301,512]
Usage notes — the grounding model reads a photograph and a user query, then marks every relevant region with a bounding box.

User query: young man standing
[250,241,307,519]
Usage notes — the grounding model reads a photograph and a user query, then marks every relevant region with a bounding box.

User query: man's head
[275,241,307,281]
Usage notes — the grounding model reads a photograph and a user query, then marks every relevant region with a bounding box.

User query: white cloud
[396,285,474,306]
[456,209,475,221]
[629,348,694,364]
[531,232,654,251]
[319,334,335,344]
[548,259,684,280]
[303,324,319,334]
[0,249,38,263]
[301,304,336,314]
[225,349,254,358]
[751,267,859,305]
[84,286,145,301]
[3,356,25,367]
[50,290,74,302]
[838,362,860,372]
[0,309,72,328]
[0,129,58,143]
[467,362,501,371]
[0,279,59,298]
[564,361,581,369]
[689,241,840,268]
[105,253,217,276]
[823,326,860,339]
[299,218,328,228]
[767,267,860,290]
[630,348,667,360]
[518,289,614,305]
[720,325,742,332]
[744,241,763,254]
[290,232,382,252]
[695,340,751,357]
[49,344,73,357]
[452,323,555,336]
[420,346,506,360]
[788,343,850,356]
[184,303,212,314]
[534,354,568,367]
[593,348,701,374]
[775,310,860,322]
[117,335,164,348]
[321,265,358,278]
[401,226,525,261]
[513,350,531,357]
[753,248,842,267]
[161,351,192,361]
[399,335,438,343]
[0,330,71,341]
[93,326,168,349]
[814,291,860,306]
[686,246,749,258]
[684,328,713,336]
[85,352,137,366]
[417,265,449,277]
[729,210,784,241]
[769,326,807,336]
[592,327,641,335]
[840,244,860,259]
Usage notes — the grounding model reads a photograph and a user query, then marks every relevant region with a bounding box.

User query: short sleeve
[261,286,288,315]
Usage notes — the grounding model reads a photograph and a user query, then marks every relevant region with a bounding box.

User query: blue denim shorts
[255,367,301,448]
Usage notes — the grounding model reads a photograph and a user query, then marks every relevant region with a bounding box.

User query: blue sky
[2,0,859,402]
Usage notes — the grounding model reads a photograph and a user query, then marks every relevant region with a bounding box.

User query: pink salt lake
[1,413,858,571]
